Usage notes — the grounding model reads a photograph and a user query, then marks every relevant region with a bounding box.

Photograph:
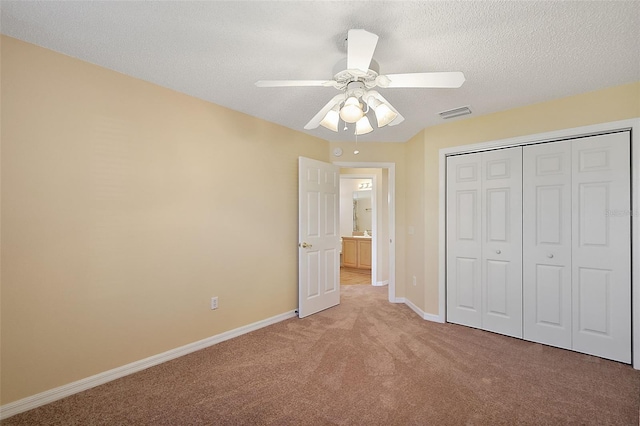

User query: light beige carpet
[4,285,639,425]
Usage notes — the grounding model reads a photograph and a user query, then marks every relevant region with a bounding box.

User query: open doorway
[335,162,396,303]
[339,176,374,286]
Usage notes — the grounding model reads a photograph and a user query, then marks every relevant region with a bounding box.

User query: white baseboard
[422,311,445,323]
[0,310,297,420]
[373,280,388,287]
[400,297,445,323]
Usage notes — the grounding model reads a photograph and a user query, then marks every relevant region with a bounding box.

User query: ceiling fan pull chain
[354,132,360,155]
[342,91,348,132]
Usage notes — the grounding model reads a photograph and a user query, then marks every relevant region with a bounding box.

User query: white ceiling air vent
[438,106,472,119]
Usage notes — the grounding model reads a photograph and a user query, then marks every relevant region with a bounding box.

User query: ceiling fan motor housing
[345,81,366,99]
[332,58,380,91]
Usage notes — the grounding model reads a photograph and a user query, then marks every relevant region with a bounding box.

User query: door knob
[496,250,501,254]
[547,253,554,258]
[299,242,312,248]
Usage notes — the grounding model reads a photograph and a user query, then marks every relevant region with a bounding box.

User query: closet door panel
[572,132,631,363]
[481,147,523,338]
[486,260,509,314]
[523,142,572,349]
[446,154,482,328]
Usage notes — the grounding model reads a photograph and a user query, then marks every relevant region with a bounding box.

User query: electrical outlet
[412,276,417,286]
[211,296,218,310]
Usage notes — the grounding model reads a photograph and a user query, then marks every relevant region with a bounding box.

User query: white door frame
[340,174,377,286]
[438,118,640,369]
[334,162,397,303]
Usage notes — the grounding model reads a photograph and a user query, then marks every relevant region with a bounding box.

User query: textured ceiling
[1,1,639,142]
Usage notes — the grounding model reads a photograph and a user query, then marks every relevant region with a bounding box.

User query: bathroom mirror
[353,189,372,233]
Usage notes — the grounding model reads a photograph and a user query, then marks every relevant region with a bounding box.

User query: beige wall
[0,36,329,404]
[403,131,425,306]
[422,81,640,314]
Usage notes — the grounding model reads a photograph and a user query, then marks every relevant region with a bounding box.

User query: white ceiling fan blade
[255,80,336,88]
[381,71,465,88]
[304,94,344,130]
[346,29,379,73]
[364,91,404,126]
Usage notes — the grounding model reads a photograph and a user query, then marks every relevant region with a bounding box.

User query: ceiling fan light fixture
[319,108,340,132]
[365,95,398,128]
[339,96,364,123]
[374,103,398,128]
[256,29,465,136]
[355,116,373,135]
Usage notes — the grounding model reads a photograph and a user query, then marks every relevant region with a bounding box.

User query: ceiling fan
[255,29,465,135]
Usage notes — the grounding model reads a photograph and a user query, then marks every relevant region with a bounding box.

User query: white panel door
[523,141,572,349]
[571,132,631,363]
[446,153,482,328]
[298,157,340,318]
[481,147,523,338]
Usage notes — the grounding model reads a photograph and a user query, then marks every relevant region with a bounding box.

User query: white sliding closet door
[523,141,572,349]
[481,147,523,338]
[571,132,631,363]
[446,153,482,328]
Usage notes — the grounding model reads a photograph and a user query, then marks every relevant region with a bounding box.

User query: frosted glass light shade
[374,103,398,127]
[355,116,373,135]
[339,97,364,123]
[319,109,339,132]
[366,96,398,128]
